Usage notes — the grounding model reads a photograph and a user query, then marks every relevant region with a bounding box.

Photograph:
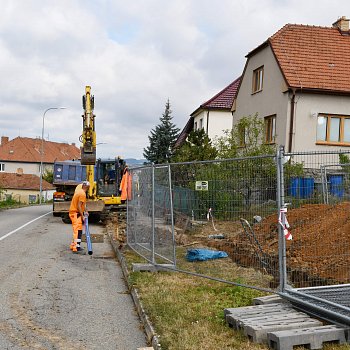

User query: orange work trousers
[69,212,83,252]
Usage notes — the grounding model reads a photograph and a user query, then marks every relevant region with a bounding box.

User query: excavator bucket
[80,146,96,165]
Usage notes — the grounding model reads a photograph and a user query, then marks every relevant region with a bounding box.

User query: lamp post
[39,107,66,204]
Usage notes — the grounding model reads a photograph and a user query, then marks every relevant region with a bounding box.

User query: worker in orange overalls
[69,181,90,252]
[119,166,132,202]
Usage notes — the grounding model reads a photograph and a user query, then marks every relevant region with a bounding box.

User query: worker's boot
[76,230,83,252]
[69,242,75,250]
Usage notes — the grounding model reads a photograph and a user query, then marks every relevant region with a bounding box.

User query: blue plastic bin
[289,177,314,198]
[328,175,344,198]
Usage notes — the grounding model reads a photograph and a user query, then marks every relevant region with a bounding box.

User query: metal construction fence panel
[127,166,153,262]
[153,165,176,265]
[282,149,350,289]
[126,149,350,296]
[171,157,281,291]
[127,165,176,265]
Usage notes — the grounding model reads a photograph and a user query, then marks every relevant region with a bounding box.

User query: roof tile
[201,76,241,109]
[0,172,54,190]
[269,24,350,92]
[0,136,80,162]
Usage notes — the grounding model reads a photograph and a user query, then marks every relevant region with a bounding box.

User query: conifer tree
[143,100,179,164]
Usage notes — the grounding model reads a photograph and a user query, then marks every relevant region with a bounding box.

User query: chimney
[72,142,75,147]
[332,16,349,32]
[1,136,9,145]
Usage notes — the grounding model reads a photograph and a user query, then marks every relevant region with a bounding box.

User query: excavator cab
[96,157,126,209]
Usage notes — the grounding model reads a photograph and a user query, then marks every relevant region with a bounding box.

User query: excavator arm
[80,86,97,198]
[81,86,96,165]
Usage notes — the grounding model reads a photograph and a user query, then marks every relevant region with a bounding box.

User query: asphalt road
[0,205,148,350]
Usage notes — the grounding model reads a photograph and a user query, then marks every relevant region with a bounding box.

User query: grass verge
[122,246,350,350]
[109,211,350,349]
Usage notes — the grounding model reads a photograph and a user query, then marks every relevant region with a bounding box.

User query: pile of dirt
[203,202,350,286]
[106,211,127,245]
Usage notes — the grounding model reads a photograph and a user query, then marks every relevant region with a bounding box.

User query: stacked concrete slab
[224,295,349,349]
[267,325,347,350]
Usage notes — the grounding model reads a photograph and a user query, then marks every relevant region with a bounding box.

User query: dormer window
[0,163,4,172]
[252,66,264,93]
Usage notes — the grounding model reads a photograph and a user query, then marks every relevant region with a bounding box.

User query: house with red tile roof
[175,76,240,147]
[0,136,80,202]
[232,16,350,152]
[0,172,55,204]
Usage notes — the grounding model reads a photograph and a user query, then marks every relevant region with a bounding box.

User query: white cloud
[0,0,349,158]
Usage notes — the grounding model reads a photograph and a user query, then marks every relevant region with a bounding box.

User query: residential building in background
[0,172,55,204]
[232,16,350,152]
[177,16,350,153]
[0,136,80,202]
[175,77,240,147]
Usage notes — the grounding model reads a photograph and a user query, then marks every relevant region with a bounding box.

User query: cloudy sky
[0,1,348,159]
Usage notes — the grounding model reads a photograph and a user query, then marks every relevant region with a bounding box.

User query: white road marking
[0,211,52,241]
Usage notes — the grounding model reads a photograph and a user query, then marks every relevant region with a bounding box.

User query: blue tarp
[186,248,228,262]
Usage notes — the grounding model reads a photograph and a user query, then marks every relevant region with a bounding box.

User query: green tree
[339,153,350,173]
[143,99,180,164]
[214,115,277,209]
[173,128,217,162]
[43,169,54,184]
[215,114,276,158]
[0,184,4,200]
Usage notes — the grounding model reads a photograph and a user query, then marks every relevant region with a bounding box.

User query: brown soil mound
[200,202,350,287]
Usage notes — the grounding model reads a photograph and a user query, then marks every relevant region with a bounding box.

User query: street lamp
[39,107,66,204]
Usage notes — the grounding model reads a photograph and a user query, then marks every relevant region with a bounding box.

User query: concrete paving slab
[227,311,314,330]
[224,302,293,317]
[253,294,288,305]
[267,325,348,350]
[244,318,323,344]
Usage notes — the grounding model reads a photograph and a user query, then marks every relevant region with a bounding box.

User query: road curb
[107,228,161,350]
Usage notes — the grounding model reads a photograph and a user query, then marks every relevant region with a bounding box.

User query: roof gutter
[288,89,296,153]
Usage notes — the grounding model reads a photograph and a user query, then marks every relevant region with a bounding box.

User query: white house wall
[0,189,54,204]
[0,161,53,176]
[193,110,232,141]
[207,110,232,140]
[292,93,350,152]
[233,45,290,146]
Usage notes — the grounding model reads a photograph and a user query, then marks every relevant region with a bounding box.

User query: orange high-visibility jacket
[69,188,87,214]
[119,168,132,201]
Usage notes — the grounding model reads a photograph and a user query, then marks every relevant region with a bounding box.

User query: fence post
[277,145,287,291]
[168,164,177,266]
[151,164,155,264]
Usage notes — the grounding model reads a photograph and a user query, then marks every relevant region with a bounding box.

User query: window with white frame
[194,121,198,130]
[0,163,5,172]
[317,114,350,144]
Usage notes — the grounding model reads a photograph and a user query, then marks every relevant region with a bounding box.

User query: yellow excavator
[53,86,126,223]
[79,85,105,217]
